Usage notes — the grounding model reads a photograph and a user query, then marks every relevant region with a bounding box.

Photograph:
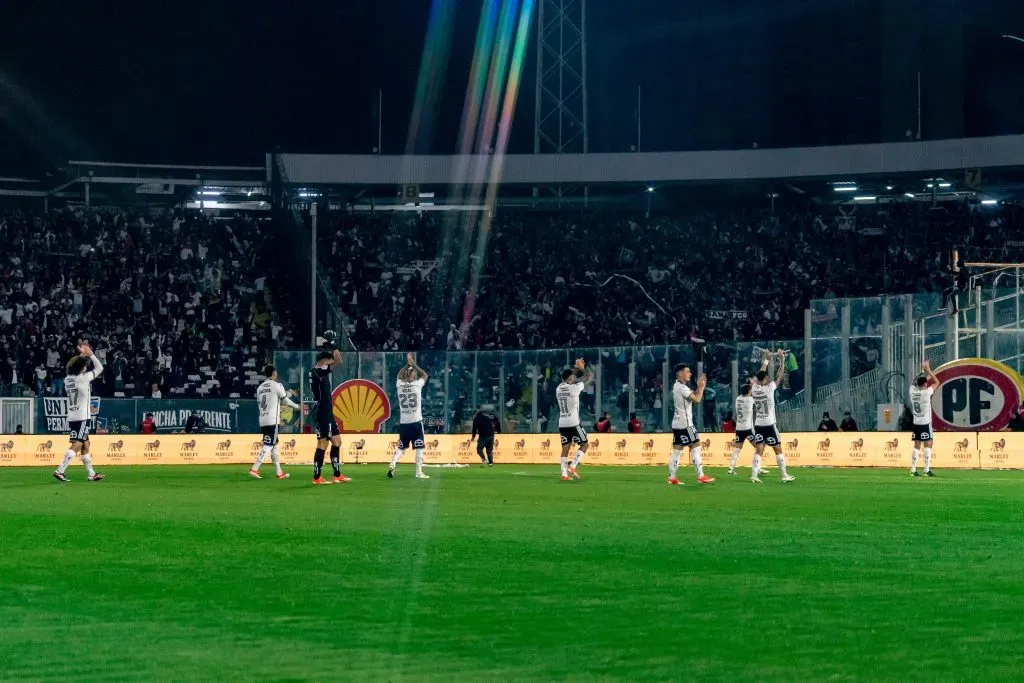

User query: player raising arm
[728,383,756,477]
[250,364,301,480]
[308,347,351,484]
[909,360,940,477]
[53,341,105,482]
[751,350,795,483]
[388,353,430,479]
[555,359,593,480]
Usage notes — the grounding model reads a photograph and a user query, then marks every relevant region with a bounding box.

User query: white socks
[729,447,740,471]
[668,450,681,479]
[390,448,404,470]
[81,454,96,478]
[560,455,569,476]
[271,446,282,475]
[415,448,424,475]
[58,449,75,474]
[911,448,920,473]
[923,447,932,473]
[571,449,584,469]
[775,453,789,478]
[691,447,704,478]
[253,445,271,472]
[752,453,762,478]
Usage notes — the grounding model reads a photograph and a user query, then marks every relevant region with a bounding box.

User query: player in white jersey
[667,364,714,485]
[555,359,593,480]
[727,383,758,478]
[389,353,430,479]
[752,350,795,483]
[53,341,105,482]
[909,360,940,477]
[250,364,301,480]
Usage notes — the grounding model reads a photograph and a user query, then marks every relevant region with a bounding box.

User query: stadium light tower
[534,0,589,158]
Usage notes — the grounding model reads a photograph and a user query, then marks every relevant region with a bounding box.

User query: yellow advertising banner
[975,432,1024,469]
[0,431,1008,469]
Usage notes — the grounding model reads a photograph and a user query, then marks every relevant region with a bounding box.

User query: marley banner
[975,432,1024,469]
[0,432,1001,469]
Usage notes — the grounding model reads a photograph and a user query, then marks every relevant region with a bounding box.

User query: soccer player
[909,360,940,477]
[728,383,758,479]
[308,348,352,485]
[250,364,300,480]
[667,364,714,485]
[53,341,104,482]
[752,350,795,483]
[555,358,592,481]
[388,353,430,479]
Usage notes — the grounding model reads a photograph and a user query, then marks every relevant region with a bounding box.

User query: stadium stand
[319,198,1024,351]
[0,207,295,398]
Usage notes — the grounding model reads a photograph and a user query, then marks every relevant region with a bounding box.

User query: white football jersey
[397,377,425,424]
[751,381,778,427]
[909,385,935,426]
[671,382,694,430]
[64,356,103,422]
[556,382,585,428]
[257,379,289,427]
[735,395,754,431]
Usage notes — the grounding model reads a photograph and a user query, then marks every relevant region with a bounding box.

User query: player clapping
[388,353,430,479]
[555,359,592,481]
[667,364,714,485]
[53,341,105,482]
[250,364,300,480]
[751,350,795,483]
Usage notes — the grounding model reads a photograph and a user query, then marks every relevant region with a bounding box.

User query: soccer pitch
[1,466,1022,681]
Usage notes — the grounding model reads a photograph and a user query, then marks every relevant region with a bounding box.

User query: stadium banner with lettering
[0,433,992,469]
[35,399,260,435]
[975,432,1024,469]
[930,358,1024,432]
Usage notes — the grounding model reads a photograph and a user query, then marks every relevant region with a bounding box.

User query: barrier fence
[1,432,1020,469]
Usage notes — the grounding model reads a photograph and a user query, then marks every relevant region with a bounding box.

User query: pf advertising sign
[931,358,1024,432]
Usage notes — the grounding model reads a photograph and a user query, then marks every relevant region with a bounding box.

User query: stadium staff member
[818,411,839,432]
[595,411,612,433]
[471,408,496,466]
[840,411,858,431]
[627,413,641,433]
[140,413,156,434]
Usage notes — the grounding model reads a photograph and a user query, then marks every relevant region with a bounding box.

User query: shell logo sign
[332,379,392,433]
[932,358,1024,432]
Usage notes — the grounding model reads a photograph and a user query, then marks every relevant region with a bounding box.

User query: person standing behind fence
[471,408,496,466]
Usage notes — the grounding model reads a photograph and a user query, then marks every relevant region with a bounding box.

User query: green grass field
[1,464,1023,682]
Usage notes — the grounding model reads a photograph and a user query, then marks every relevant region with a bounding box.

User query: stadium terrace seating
[319,200,1024,351]
[0,208,295,398]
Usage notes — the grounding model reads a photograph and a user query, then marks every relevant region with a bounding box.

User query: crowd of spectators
[320,198,1024,352]
[0,207,294,398]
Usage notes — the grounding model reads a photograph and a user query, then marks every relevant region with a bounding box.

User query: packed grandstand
[3,188,1022,404]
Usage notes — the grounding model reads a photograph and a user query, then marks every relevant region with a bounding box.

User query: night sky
[1,1,1022,176]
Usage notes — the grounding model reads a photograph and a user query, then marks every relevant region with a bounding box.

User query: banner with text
[0,432,1008,470]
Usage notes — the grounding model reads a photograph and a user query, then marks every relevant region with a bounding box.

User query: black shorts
[260,425,279,446]
[911,425,933,442]
[314,415,339,440]
[559,425,588,446]
[754,425,781,446]
[735,429,755,446]
[672,427,699,448]
[69,420,90,444]
[398,421,426,450]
